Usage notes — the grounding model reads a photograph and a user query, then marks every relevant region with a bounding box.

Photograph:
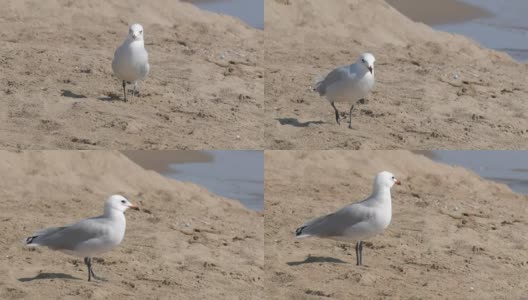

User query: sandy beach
[0,0,263,150]
[265,0,528,150]
[0,151,263,299]
[264,151,528,299]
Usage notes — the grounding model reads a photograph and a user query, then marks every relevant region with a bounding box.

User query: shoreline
[121,150,213,174]
[386,0,492,25]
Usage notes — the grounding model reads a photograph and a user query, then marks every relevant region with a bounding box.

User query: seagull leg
[355,241,363,266]
[122,80,127,102]
[133,82,138,97]
[331,102,340,125]
[84,257,93,281]
[84,257,106,282]
[348,104,355,129]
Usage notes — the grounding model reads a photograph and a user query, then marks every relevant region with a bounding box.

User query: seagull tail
[24,226,64,247]
[295,226,311,238]
[24,235,42,247]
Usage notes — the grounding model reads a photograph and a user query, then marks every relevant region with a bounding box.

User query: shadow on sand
[276,118,325,127]
[60,90,87,99]
[287,256,348,266]
[18,272,81,282]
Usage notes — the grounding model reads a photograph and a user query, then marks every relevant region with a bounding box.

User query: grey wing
[140,62,150,79]
[111,46,122,75]
[298,205,370,237]
[28,218,105,251]
[314,66,355,96]
[26,226,65,244]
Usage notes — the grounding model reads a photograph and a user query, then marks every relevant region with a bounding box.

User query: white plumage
[25,195,139,281]
[296,171,400,265]
[112,23,150,102]
[314,53,375,128]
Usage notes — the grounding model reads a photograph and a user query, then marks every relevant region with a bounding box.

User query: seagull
[314,53,375,129]
[25,195,140,281]
[295,171,400,266]
[112,23,150,102]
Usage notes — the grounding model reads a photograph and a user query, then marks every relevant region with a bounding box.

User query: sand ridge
[0,151,263,299]
[265,0,528,149]
[264,150,528,299]
[0,0,263,150]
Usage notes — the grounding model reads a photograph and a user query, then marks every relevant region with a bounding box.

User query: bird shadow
[276,118,326,127]
[287,256,348,266]
[18,272,81,282]
[98,92,124,102]
[61,90,87,99]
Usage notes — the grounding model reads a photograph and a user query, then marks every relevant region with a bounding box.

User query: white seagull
[314,53,375,128]
[295,171,400,266]
[112,23,150,102]
[25,195,140,281]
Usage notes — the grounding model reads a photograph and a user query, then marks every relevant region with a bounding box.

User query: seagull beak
[129,204,140,211]
[394,179,401,185]
[368,66,373,74]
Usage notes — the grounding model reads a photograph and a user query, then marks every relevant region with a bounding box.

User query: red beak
[394,179,401,185]
[368,66,373,74]
[129,204,140,211]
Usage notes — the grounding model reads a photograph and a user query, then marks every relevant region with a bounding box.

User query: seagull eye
[392,176,395,179]
[121,200,126,204]
[362,59,366,63]
[139,30,143,34]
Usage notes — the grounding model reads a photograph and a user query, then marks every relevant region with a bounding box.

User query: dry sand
[265,0,528,150]
[265,151,528,299]
[0,0,263,150]
[0,151,263,299]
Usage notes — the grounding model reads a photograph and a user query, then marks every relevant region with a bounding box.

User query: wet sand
[121,150,213,174]
[387,0,492,25]
[183,0,264,29]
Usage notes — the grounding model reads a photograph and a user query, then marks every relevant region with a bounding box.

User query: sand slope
[265,0,528,149]
[0,151,263,299]
[265,151,528,299]
[0,0,263,150]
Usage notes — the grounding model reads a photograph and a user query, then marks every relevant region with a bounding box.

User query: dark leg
[348,103,355,129]
[331,102,340,125]
[84,257,92,281]
[133,82,139,97]
[122,80,127,102]
[355,241,363,266]
[84,257,106,282]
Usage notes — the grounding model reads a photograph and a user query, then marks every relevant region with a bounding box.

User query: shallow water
[435,0,528,61]
[165,150,264,211]
[429,151,528,195]
[183,0,264,30]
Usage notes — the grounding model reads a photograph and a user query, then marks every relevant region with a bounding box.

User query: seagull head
[105,195,140,214]
[127,24,145,41]
[358,53,375,74]
[374,171,401,190]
